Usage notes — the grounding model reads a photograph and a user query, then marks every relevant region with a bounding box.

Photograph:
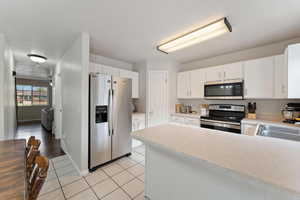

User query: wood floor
[15,122,65,159]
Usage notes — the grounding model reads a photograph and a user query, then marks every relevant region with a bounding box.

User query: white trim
[60,139,89,176]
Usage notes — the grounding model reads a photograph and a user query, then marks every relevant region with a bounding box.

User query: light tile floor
[38,145,146,200]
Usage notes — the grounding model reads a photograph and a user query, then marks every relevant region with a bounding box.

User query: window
[16,84,48,106]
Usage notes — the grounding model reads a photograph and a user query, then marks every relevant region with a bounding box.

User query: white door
[205,66,224,82]
[53,73,62,139]
[177,72,190,98]
[190,69,205,98]
[244,56,274,98]
[148,71,168,127]
[223,62,244,80]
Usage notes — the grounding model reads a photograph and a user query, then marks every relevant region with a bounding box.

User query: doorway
[147,71,169,127]
[15,77,64,158]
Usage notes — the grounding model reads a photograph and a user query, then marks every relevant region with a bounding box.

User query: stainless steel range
[200,104,245,134]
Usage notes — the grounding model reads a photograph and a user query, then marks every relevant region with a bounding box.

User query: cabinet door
[205,66,224,82]
[274,54,288,98]
[190,69,205,98]
[242,123,258,136]
[119,69,139,98]
[177,72,190,98]
[102,65,120,76]
[223,62,244,80]
[131,72,139,98]
[244,56,274,98]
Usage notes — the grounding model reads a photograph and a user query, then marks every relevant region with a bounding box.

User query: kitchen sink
[257,124,300,142]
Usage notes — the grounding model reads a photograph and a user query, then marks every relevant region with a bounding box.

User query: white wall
[90,54,132,70]
[0,34,16,140]
[180,37,300,71]
[58,33,89,175]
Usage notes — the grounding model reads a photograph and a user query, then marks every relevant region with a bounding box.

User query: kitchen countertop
[170,112,200,119]
[132,123,300,194]
[242,118,300,128]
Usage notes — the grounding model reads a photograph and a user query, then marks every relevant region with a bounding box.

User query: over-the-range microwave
[204,80,244,100]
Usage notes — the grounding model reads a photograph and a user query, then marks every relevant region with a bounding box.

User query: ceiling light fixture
[27,53,47,63]
[157,17,232,53]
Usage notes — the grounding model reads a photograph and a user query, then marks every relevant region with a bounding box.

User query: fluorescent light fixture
[27,53,47,63]
[157,18,232,53]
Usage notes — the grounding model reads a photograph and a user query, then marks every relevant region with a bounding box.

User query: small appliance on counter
[179,104,193,114]
[282,103,300,124]
[247,102,257,119]
[175,104,182,113]
[200,104,245,134]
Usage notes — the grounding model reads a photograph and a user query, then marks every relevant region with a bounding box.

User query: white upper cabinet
[244,56,274,99]
[119,69,139,98]
[274,54,288,98]
[102,65,120,76]
[223,62,244,80]
[177,72,190,98]
[205,62,243,82]
[205,66,224,82]
[286,44,300,98]
[177,69,206,99]
[190,69,206,98]
[89,63,139,98]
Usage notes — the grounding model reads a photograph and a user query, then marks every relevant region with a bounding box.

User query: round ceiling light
[27,53,47,63]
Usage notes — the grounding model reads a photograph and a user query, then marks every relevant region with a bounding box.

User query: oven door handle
[200,119,240,126]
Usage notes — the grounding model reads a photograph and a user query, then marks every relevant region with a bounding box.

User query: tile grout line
[41,149,145,200]
[82,176,101,200]
[101,165,134,200]
[52,159,68,200]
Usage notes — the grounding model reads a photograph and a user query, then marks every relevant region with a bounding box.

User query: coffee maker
[281,103,300,124]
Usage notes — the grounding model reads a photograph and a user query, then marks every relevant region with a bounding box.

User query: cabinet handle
[281,85,285,93]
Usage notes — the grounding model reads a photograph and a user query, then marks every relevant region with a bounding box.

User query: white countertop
[170,112,200,119]
[242,118,300,128]
[132,123,300,194]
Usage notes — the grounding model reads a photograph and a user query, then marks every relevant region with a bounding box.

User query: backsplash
[177,99,300,120]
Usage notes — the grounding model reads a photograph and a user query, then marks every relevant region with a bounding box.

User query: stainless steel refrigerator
[89,73,132,171]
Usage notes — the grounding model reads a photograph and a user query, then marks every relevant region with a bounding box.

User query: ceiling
[1,0,300,68]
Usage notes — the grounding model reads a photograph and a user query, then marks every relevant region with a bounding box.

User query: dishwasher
[256,124,300,142]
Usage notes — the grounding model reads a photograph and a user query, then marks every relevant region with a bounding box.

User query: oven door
[200,119,241,134]
[204,81,243,99]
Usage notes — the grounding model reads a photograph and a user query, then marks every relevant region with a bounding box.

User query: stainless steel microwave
[204,80,244,99]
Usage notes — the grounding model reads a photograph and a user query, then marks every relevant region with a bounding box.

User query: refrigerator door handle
[111,89,114,135]
[108,89,112,136]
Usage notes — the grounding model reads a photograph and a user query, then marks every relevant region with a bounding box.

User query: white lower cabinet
[170,115,200,127]
[241,122,258,136]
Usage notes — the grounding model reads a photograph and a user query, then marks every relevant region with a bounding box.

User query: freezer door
[112,77,132,159]
[89,73,112,169]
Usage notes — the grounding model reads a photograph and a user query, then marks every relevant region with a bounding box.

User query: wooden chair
[26,148,40,179]
[27,156,49,200]
[26,137,41,154]
[26,137,41,179]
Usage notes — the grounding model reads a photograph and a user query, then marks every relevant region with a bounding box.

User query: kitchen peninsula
[132,123,300,200]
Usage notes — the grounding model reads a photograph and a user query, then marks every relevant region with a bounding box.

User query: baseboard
[60,139,89,176]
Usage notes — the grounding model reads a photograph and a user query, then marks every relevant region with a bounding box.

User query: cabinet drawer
[184,118,200,126]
